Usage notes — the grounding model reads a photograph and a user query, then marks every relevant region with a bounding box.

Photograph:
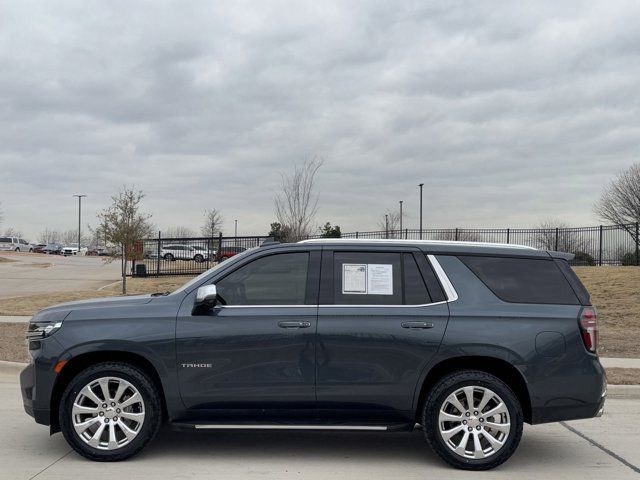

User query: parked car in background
[62,244,88,256]
[215,245,247,261]
[161,244,208,263]
[193,245,216,261]
[0,237,34,252]
[33,244,47,253]
[43,243,63,255]
[86,247,110,256]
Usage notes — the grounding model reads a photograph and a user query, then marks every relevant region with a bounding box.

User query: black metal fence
[318,223,640,266]
[137,233,270,276]
[138,223,639,276]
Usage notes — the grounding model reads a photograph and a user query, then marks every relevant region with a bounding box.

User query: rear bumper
[527,356,607,424]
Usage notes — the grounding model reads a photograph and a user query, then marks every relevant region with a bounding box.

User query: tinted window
[217,252,309,305]
[19,239,28,244]
[0,237,10,243]
[554,258,590,305]
[459,256,579,305]
[404,253,431,304]
[333,252,402,305]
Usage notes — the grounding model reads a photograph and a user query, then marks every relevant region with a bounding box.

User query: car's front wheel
[193,254,204,263]
[422,370,523,470]
[59,362,162,461]
[163,253,174,261]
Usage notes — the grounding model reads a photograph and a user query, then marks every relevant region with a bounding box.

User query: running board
[192,424,388,431]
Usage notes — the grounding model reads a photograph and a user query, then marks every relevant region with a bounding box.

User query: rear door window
[459,255,579,305]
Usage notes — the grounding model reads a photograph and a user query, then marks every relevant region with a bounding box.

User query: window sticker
[342,264,367,294]
[342,263,394,295]
[367,264,393,295]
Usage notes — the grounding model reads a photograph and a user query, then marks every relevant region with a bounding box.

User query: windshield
[170,247,257,295]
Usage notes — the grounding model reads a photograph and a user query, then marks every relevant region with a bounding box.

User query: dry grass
[0,256,16,263]
[573,267,640,359]
[0,276,189,316]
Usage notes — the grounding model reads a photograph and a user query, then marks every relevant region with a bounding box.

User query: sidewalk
[0,315,31,323]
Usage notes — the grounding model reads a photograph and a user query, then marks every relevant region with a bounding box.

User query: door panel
[175,250,320,414]
[316,303,448,417]
[176,304,317,410]
[316,247,449,419]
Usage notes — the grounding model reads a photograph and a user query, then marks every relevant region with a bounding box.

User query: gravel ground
[0,323,28,363]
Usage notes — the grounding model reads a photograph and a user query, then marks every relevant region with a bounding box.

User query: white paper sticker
[367,264,393,295]
[342,264,367,294]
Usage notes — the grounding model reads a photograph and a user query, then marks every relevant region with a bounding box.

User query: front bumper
[20,363,50,425]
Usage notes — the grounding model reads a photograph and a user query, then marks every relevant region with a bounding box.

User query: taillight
[579,306,598,354]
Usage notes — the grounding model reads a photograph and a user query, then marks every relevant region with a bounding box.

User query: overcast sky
[1,0,639,240]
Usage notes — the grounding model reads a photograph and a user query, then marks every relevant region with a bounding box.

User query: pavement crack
[28,449,72,480]
[560,421,640,475]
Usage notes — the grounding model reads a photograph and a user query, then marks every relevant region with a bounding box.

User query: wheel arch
[414,356,532,424]
[50,350,168,434]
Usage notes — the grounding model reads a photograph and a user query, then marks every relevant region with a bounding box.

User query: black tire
[163,253,174,262]
[422,370,523,471]
[194,254,204,263]
[220,256,228,262]
[59,362,162,462]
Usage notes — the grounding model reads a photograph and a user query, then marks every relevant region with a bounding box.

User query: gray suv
[20,239,605,470]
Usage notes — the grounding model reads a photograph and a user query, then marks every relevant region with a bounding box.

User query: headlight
[27,310,69,340]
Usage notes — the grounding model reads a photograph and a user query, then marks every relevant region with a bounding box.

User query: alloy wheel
[72,376,146,451]
[438,385,510,459]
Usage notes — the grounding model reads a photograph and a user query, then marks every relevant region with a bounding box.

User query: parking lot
[0,253,120,300]
[1,369,637,480]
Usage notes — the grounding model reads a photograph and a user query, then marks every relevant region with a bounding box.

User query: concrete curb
[0,360,26,376]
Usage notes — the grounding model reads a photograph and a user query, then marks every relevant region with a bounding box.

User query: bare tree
[432,230,482,242]
[164,226,195,239]
[595,163,640,241]
[3,226,23,237]
[60,229,89,246]
[378,210,401,238]
[38,228,61,244]
[274,158,323,241]
[201,209,224,238]
[97,186,153,294]
[534,219,590,252]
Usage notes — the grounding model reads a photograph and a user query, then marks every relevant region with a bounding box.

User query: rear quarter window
[458,255,579,305]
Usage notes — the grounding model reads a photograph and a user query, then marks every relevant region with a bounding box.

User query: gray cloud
[1,0,639,240]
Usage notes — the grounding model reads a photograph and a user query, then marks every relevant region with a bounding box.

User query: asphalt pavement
[1,371,638,480]
[0,253,120,299]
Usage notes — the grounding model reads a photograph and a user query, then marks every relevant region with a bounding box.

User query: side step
[171,422,414,432]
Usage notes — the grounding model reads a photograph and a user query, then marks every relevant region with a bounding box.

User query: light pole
[73,195,87,254]
[418,183,424,239]
[234,220,238,238]
[385,214,389,239]
[399,200,403,236]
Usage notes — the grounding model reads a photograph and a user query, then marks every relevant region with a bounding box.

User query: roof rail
[298,238,537,250]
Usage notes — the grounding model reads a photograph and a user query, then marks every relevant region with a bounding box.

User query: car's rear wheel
[59,362,162,461]
[194,254,204,263]
[219,256,228,262]
[422,370,523,470]
[163,253,174,261]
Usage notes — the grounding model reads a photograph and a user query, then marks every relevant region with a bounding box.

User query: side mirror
[194,284,218,311]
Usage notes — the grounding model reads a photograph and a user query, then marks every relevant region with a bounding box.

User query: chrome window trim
[214,254,458,308]
[427,254,458,302]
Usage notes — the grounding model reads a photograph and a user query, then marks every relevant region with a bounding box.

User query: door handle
[401,321,434,329]
[278,321,311,329]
